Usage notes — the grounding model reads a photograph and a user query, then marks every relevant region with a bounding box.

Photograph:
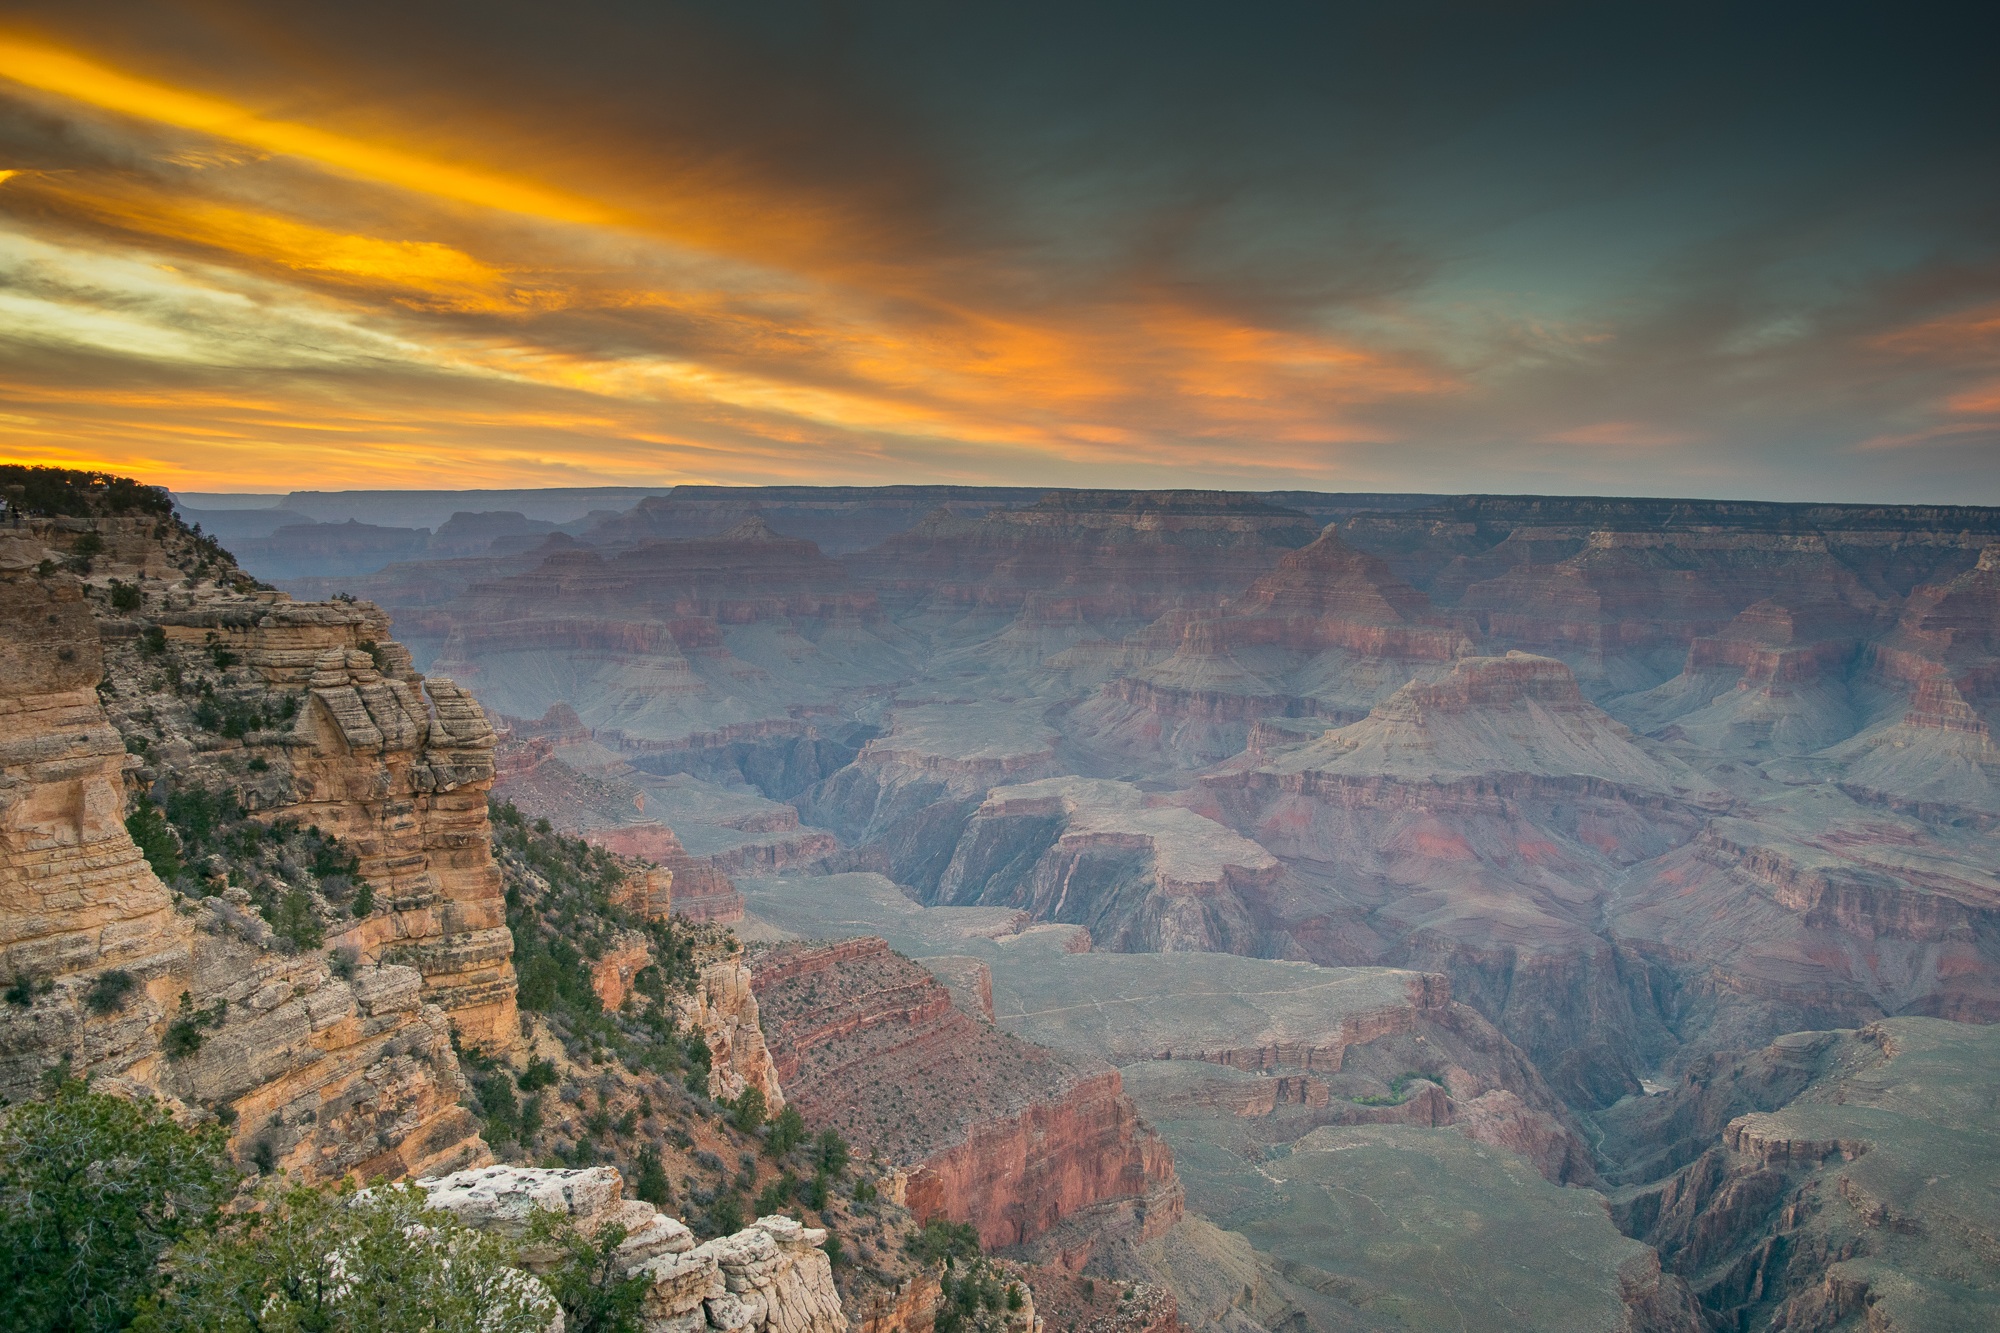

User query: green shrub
[134,1182,560,1333]
[162,991,223,1062]
[755,1173,796,1217]
[635,1147,671,1208]
[765,1102,807,1157]
[908,1218,981,1266]
[0,1075,231,1333]
[263,887,325,953]
[524,1210,647,1333]
[706,1193,744,1238]
[109,581,141,612]
[125,803,182,882]
[83,970,136,1015]
[728,1086,766,1134]
[814,1128,850,1177]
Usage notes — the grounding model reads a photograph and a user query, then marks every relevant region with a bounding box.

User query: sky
[0,1,1996,501]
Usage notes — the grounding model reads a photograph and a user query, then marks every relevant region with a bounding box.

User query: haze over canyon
[13,477,1984,1331]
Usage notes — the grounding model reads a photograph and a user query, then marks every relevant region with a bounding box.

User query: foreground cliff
[1,471,504,1177]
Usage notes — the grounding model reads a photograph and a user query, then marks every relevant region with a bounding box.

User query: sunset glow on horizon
[0,3,1995,499]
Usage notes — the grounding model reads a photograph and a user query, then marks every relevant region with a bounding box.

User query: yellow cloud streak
[0,36,615,225]
[43,182,529,310]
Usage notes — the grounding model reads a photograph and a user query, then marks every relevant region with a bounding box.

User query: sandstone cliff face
[751,938,1181,1255]
[676,945,786,1110]
[116,594,519,1050]
[2,505,496,1178]
[1,538,191,1096]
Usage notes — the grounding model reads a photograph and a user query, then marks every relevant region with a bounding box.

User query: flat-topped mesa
[420,1165,847,1333]
[1256,652,1721,797]
[750,938,1182,1256]
[930,778,1280,954]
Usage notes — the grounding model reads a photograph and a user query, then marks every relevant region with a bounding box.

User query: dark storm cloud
[0,0,1994,496]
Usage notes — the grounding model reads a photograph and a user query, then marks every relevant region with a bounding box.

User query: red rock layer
[750,938,1181,1251]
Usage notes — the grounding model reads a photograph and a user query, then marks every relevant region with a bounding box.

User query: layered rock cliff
[750,937,1182,1257]
[1,476,499,1177]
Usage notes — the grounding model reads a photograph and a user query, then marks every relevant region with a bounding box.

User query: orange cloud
[0,30,1468,490]
[0,36,614,225]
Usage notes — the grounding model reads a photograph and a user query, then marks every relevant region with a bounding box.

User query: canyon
[8,473,2000,1332]
[277,483,2000,1331]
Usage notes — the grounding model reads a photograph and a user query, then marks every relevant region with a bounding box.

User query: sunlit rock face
[1,505,500,1180]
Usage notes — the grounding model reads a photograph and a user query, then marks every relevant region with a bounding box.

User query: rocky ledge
[421,1164,847,1333]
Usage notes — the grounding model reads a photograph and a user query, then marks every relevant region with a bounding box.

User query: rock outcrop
[676,943,785,1110]
[421,1164,848,1333]
[930,778,1278,954]
[750,938,1181,1256]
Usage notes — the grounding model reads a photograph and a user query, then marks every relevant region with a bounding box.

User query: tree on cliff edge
[0,1076,233,1333]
